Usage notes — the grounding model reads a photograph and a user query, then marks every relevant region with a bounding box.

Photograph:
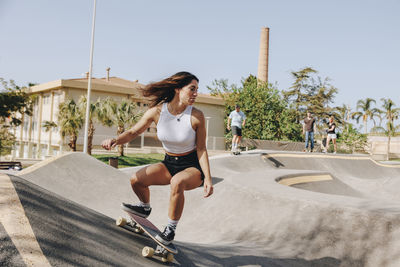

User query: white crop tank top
[157,102,196,154]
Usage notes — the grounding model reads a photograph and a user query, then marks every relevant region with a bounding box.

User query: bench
[0,161,22,170]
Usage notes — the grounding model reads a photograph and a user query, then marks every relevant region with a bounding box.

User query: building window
[43,95,50,105]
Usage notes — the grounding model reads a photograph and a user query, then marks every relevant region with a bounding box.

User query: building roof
[29,77,143,97]
[29,76,224,106]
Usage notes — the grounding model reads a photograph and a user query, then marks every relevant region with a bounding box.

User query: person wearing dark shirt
[324,116,337,154]
[303,112,316,152]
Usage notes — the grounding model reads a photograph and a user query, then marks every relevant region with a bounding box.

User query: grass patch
[92,153,164,168]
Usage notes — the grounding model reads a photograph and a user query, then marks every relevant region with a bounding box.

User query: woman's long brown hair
[142,72,199,107]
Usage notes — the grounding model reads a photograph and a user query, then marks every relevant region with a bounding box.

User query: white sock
[139,201,151,209]
[231,141,235,150]
[167,218,179,231]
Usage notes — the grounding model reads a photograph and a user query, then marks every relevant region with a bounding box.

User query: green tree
[0,78,35,126]
[335,104,352,131]
[282,67,317,123]
[0,124,16,158]
[99,98,141,156]
[42,120,58,154]
[42,120,58,132]
[283,68,339,137]
[57,99,84,152]
[371,98,400,160]
[339,124,368,153]
[305,76,338,122]
[0,78,36,157]
[352,98,381,134]
[208,75,302,142]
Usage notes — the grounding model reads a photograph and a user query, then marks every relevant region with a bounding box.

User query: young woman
[102,72,213,245]
[324,116,337,154]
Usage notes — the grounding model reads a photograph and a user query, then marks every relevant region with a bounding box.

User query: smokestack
[257,27,270,84]
[85,72,89,79]
[106,67,111,82]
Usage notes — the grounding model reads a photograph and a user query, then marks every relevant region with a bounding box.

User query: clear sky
[1,0,399,112]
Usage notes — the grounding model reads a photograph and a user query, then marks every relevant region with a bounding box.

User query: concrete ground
[2,150,400,266]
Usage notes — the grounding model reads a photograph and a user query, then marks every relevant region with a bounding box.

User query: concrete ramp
[5,151,400,266]
[277,173,365,198]
[18,152,133,220]
[263,152,400,202]
[1,173,340,266]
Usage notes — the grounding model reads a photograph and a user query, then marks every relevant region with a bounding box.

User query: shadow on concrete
[178,243,342,267]
[0,223,25,266]
[265,156,285,168]
[211,177,223,186]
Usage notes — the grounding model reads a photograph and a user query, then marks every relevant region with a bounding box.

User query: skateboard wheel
[165,253,174,263]
[142,246,154,258]
[116,217,127,226]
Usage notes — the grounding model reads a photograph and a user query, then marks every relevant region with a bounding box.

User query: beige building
[13,74,225,159]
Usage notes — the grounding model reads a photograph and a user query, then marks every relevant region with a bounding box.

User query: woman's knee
[170,177,185,193]
[130,173,146,188]
[130,175,138,187]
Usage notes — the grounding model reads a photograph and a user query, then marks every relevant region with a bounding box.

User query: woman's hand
[101,138,117,150]
[203,178,214,198]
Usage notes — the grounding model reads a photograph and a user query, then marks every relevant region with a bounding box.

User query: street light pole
[83,0,97,154]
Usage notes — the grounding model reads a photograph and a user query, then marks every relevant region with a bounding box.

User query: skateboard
[116,210,177,263]
[231,150,241,155]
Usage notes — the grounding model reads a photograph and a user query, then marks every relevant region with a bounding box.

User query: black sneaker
[155,226,175,245]
[122,203,152,218]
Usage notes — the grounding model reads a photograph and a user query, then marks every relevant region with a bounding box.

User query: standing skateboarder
[227,104,246,154]
[102,72,213,245]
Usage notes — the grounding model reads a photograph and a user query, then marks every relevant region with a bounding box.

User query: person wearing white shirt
[227,104,246,153]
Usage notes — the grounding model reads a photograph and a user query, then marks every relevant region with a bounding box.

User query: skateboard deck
[116,210,177,262]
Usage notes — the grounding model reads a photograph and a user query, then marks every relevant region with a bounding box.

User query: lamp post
[83,0,97,154]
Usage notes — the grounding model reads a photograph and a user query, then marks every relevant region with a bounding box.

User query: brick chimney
[257,27,270,84]
[106,67,111,82]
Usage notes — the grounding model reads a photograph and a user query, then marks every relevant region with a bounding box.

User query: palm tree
[57,99,84,151]
[351,98,381,134]
[42,120,58,154]
[42,120,57,132]
[78,96,102,155]
[335,104,352,132]
[371,98,400,160]
[99,97,142,156]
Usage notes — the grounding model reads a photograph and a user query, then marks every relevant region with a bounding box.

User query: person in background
[227,104,246,154]
[303,112,316,152]
[324,116,337,154]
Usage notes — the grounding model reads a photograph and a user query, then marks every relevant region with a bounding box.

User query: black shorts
[162,150,205,180]
[231,126,242,136]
